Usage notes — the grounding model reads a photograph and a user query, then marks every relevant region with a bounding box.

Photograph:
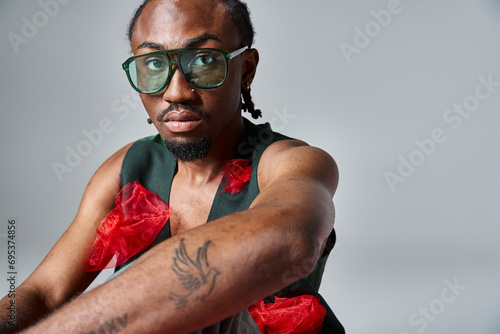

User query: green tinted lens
[129,52,170,93]
[123,48,238,94]
[180,49,227,88]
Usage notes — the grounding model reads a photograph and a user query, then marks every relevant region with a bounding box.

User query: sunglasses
[122,46,248,94]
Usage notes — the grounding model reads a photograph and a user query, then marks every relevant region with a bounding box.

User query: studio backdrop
[1,1,499,333]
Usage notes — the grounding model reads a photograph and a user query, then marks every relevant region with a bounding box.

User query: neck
[176,115,245,185]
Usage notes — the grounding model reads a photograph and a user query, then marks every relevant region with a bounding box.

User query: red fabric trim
[248,295,327,334]
[220,159,252,195]
[82,182,171,272]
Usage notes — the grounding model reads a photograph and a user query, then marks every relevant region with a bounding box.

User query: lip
[165,120,202,133]
[164,111,202,133]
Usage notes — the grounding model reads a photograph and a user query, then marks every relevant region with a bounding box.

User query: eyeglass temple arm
[227,46,249,60]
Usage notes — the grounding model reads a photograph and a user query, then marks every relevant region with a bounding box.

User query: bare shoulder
[90,142,135,184]
[54,139,137,241]
[258,139,339,196]
[77,141,135,215]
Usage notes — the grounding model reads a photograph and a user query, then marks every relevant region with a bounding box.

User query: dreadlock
[242,86,262,119]
[127,0,262,119]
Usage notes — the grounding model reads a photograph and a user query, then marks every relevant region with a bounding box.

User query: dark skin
[0,0,339,333]
[133,0,258,234]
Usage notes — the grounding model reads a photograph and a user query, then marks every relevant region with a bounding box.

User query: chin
[163,136,212,162]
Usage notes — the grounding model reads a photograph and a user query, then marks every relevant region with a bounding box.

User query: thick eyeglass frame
[122,46,249,94]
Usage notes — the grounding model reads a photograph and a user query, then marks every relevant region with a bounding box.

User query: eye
[144,57,168,71]
[191,53,217,67]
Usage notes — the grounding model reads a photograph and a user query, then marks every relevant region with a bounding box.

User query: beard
[164,136,212,162]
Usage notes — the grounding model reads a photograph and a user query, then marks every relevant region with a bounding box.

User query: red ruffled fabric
[220,159,252,194]
[248,295,327,334]
[82,182,171,272]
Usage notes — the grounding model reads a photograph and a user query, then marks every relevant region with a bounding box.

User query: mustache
[157,103,210,122]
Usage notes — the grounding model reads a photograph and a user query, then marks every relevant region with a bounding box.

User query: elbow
[288,232,323,278]
[289,199,333,263]
[280,212,331,281]
[250,199,334,290]
[277,237,321,288]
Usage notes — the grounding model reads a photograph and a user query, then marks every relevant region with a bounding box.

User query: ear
[241,48,259,89]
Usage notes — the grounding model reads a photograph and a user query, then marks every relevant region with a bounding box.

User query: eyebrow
[136,41,165,51]
[136,33,221,51]
[183,33,221,48]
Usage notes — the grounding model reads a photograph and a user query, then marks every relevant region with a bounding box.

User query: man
[0,0,343,332]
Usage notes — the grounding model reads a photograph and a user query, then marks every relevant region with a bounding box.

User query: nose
[162,62,195,103]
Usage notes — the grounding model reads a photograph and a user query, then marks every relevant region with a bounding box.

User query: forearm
[20,207,321,334]
[0,285,50,333]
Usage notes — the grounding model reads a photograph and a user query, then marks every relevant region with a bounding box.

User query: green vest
[114,118,344,333]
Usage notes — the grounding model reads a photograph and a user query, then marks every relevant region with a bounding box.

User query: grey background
[1,0,499,333]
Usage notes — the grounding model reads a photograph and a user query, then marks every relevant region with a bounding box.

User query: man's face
[131,0,246,160]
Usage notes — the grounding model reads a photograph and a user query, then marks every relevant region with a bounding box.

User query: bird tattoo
[169,239,221,310]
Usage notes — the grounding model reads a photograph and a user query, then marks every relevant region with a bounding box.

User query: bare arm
[0,144,132,333]
[20,141,338,334]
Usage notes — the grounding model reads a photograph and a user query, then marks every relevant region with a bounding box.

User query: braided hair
[242,86,262,119]
[127,0,262,119]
